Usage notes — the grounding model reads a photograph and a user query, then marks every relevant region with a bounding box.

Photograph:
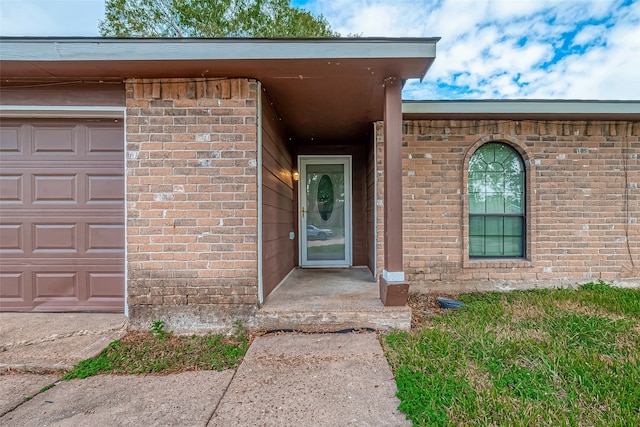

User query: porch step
[252,267,412,332]
[253,305,411,332]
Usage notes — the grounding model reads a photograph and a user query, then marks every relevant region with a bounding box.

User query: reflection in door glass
[306,164,345,261]
[317,174,334,221]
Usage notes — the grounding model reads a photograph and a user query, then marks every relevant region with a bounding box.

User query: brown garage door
[0,118,125,312]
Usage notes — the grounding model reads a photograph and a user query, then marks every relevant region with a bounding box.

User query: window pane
[470,216,484,235]
[485,171,505,193]
[485,236,503,256]
[469,152,489,171]
[469,193,485,213]
[469,236,484,256]
[505,155,523,173]
[486,194,505,213]
[505,172,524,193]
[504,193,524,214]
[504,237,523,256]
[486,162,504,173]
[494,144,511,163]
[504,217,523,236]
[468,172,485,192]
[485,216,503,235]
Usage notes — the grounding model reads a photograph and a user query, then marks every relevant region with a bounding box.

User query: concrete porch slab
[253,268,411,332]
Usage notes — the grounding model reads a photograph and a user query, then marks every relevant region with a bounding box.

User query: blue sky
[1,0,639,100]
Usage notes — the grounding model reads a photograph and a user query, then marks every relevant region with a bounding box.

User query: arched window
[468,143,525,257]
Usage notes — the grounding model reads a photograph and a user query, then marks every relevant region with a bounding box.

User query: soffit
[0,38,438,143]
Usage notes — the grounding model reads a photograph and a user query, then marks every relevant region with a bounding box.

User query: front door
[299,156,352,267]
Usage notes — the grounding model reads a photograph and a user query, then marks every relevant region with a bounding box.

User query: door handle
[301,207,305,218]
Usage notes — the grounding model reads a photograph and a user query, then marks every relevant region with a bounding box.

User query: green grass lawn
[382,281,640,426]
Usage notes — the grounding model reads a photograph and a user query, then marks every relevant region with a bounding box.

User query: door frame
[298,155,352,267]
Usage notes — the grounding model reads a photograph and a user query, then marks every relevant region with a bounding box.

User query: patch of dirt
[552,299,626,321]
[408,293,461,329]
[505,299,546,322]
[0,367,66,376]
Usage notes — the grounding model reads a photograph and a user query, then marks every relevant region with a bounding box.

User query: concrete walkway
[0,313,128,372]
[0,314,410,426]
[210,334,409,426]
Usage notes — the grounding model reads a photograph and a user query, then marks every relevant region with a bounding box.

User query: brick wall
[125,78,259,331]
[376,120,640,293]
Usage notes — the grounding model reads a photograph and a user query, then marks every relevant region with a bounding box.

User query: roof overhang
[0,37,439,142]
[403,100,640,121]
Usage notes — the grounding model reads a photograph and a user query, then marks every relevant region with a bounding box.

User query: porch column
[379,77,409,306]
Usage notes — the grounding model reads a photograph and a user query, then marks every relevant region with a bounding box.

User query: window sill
[464,258,532,269]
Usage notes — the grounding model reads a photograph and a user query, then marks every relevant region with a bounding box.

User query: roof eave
[0,37,439,63]
[402,100,640,120]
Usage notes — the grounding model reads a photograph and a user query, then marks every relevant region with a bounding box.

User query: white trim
[299,155,352,268]
[257,82,264,305]
[0,105,125,118]
[383,269,405,282]
[402,100,640,116]
[122,111,129,317]
[0,38,438,62]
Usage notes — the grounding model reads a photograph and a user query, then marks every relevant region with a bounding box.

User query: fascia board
[402,101,640,116]
[0,38,438,62]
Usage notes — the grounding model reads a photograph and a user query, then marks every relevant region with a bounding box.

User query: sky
[1,0,639,100]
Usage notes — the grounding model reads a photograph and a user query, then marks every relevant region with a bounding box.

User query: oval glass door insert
[317,175,334,221]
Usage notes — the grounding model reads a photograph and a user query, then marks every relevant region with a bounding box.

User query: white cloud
[313,0,640,100]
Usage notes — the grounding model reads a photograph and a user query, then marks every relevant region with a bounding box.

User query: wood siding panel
[261,91,295,299]
[0,83,125,107]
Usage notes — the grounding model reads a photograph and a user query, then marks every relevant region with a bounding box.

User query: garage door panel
[32,173,78,204]
[0,118,124,312]
[87,174,125,203]
[1,263,124,311]
[87,126,125,153]
[88,271,125,299]
[0,126,21,152]
[1,216,124,258]
[0,174,23,203]
[0,223,23,252]
[0,272,25,300]
[32,125,77,154]
[87,223,125,252]
[33,272,78,299]
[0,169,123,209]
[1,121,123,162]
[33,223,78,253]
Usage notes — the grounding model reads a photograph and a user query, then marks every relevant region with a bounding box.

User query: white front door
[299,156,352,267]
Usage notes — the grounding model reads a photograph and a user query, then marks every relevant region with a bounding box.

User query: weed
[39,383,56,393]
[150,320,172,342]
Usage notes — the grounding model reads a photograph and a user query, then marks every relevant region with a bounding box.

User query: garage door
[0,118,125,311]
